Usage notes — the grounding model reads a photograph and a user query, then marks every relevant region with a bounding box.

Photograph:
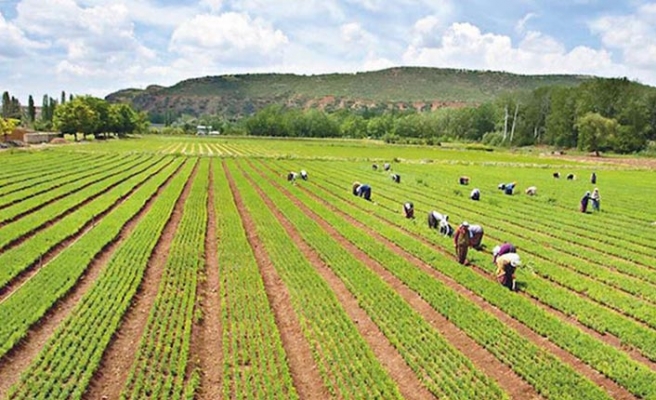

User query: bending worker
[470,188,480,201]
[300,170,308,180]
[352,182,372,201]
[454,222,470,265]
[428,211,453,236]
[492,242,516,264]
[495,253,522,291]
[403,202,414,219]
[468,224,484,250]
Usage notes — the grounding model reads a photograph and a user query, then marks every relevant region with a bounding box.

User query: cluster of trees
[1,90,148,138]
[239,77,656,154]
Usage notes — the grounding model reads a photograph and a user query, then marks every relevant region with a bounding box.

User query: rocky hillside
[106,67,590,120]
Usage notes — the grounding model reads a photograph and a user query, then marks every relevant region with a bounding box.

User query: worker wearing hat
[495,253,522,291]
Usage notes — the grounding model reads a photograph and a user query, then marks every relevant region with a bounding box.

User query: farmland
[0,136,655,400]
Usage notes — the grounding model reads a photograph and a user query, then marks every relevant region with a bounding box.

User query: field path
[224,161,328,400]
[83,159,198,400]
[194,160,223,400]
[0,160,184,399]
[240,162,435,400]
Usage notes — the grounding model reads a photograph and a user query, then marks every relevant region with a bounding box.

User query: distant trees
[54,96,148,137]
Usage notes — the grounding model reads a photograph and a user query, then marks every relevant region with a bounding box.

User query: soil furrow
[194,160,223,400]
[83,159,199,400]
[0,158,175,301]
[249,160,541,400]
[223,160,328,400]
[0,159,185,399]
[276,164,636,400]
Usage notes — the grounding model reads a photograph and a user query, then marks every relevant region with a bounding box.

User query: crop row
[272,159,656,399]
[120,158,209,400]
[5,159,193,400]
[0,154,149,226]
[0,158,159,245]
[225,159,403,399]
[238,160,517,399]
[0,156,185,360]
[212,162,298,399]
[0,156,173,289]
[0,152,95,188]
[250,159,622,400]
[337,166,656,361]
[0,153,121,202]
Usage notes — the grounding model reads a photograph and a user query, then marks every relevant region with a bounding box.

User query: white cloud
[403,22,615,77]
[0,11,46,59]
[201,0,223,13]
[411,15,446,47]
[169,12,288,65]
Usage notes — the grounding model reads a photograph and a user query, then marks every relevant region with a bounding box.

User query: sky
[1,0,656,103]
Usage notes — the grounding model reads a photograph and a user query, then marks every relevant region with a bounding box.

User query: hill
[105,67,591,120]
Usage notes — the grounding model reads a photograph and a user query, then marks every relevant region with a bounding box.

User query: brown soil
[0,160,185,399]
[249,161,541,400]
[193,160,223,399]
[240,162,436,400]
[83,159,199,400]
[0,159,174,300]
[284,167,637,400]
[223,160,329,400]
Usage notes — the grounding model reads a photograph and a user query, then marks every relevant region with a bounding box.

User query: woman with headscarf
[496,253,522,291]
[403,202,414,219]
[454,222,470,265]
[591,188,600,211]
[580,191,591,213]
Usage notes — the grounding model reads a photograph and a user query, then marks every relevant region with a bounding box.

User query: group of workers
[287,170,308,183]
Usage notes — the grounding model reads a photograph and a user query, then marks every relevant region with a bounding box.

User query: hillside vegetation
[106,67,590,119]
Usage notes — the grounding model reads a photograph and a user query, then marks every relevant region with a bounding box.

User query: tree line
[240,77,656,154]
[1,90,148,139]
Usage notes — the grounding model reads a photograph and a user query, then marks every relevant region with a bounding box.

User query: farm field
[0,135,655,399]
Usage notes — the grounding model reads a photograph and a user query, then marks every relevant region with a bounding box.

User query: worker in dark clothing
[468,224,484,250]
[403,202,414,219]
[352,182,372,201]
[384,163,391,171]
[391,173,401,183]
[496,253,521,291]
[492,243,516,264]
[454,222,470,265]
[591,172,597,184]
[470,188,480,201]
[428,211,452,236]
[580,191,591,213]
[300,170,308,180]
[287,172,298,182]
[504,182,516,195]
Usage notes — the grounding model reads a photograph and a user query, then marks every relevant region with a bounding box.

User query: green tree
[576,112,618,155]
[54,97,99,138]
[27,95,36,123]
[1,92,10,118]
[545,87,577,148]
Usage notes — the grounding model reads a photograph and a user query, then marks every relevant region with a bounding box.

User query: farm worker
[352,182,372,201]
[468,224,484,250]
[384,163,391,171]
[287,172,298,183]
[470,188,480,201]
[403,202,414,219]
[496,253,521,291]
[504,182,516,195]
[525,186,537,196]
[591,188,600,211]
[459,176,470,185]
[492,242,516,264]
[372,164,378,170]
[580,191,591,213]
[454,222,470,265]
[391,173,401,183]
[300,170,308,180]
[591,171,597,184]
[497,183,506,190]
[428,211,453,236]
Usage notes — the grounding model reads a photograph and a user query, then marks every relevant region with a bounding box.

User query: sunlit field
[0,135,655,400]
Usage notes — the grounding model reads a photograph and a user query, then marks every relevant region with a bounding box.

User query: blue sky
[1,0,655,103]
